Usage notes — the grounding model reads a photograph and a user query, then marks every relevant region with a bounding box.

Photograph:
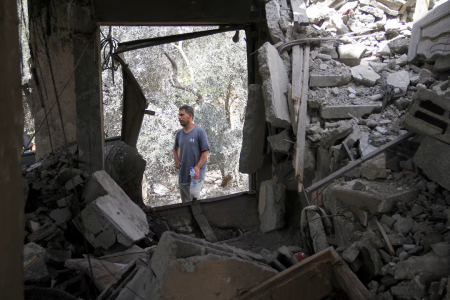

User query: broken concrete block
[321,122,353,148]
[47,249,72,263]
[78,170,149,250]
[259,180,286,233]
[56,195,75,208]
[309,74,352,87]
[355,153,387,180]
[320,103,383,119]
[258,42,291,128]
[414,137,450,191]
[28,223,58,243]
[380,214,397,228]
[393,216,413,235]
[387,70,410,94]
[342,243,360,263]
[65,175,83,191]
[369,62,388,74]
[332,179,420,214]
[431,242,450,257]
[306,210,328,254]
[55,168,83,185]
[378,0,404,10]
[267,129,293,154]
[350,206,369,227]
[150,232,277,299]
[23,242,49,283]
[338,44,366,60]
[395,253,450,280]
[265,0,284,44]
[359,5,385,18]
[239,84,266,174]
[351,65,380,86]
[49,207,72,225]
[388,37,409,54]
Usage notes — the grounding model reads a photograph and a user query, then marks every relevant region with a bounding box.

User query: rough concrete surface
[239,84,266,174]
[259,179,286,233]
[258,42,291,128]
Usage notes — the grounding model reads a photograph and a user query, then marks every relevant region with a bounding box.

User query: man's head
[178,105,194,127]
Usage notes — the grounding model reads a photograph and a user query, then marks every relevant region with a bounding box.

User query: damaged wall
[27,0,104,172]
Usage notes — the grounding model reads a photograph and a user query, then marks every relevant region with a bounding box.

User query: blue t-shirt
[174,126,209,185]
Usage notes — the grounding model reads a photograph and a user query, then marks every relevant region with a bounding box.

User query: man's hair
[179,105,194,120]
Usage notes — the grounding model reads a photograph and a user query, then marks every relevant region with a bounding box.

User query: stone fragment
[55,168,83,185]
[356,240,383,280]
[258,42,291,128]
[65,175,83,191]
[49,207,72,225]
[386,70,409,94]
[395,253,450,280]
[394,98,411,110]
[393,217,413,235]
[321,122,353,148]
[78,170,149,249]
[351,65,380,86]
[338,44,366,59]
[396,54,408,66]
[47,249,72,263]
[418,69,433,84]
[239,84,266,174]
[267,130,292,154]
[277,246,298,267]
[369,62,388,74]
[265,0,284,43]
[389,37,409,54]
[359,5,385,18]
[353,180,366,191]
[381,214,397,228]
[28,223,57,243]
[259,179,286,233]
[309,74,352,87]
[332,179,419,214]
[414,137,450,191]
[23,242,49,283]
[431,242,450,257]
[409,204,424,217]
[342,243,360,263]
[320,103,382,119]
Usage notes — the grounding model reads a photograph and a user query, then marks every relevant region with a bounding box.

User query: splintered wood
[293,45,310,193]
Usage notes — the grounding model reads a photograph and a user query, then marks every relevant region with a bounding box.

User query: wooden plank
[238,247,335,300]
[413,0,430,24]
[295,45,310,193]
[304,132,415,194]
[291,45,302,135]
[190,201,218,242]
[376,219,395,256]
[115,24,247,54]
[329,250,374,300]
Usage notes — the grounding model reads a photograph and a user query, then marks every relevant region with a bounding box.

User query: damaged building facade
[2,0,450,299]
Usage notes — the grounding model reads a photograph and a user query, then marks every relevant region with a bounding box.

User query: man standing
[173,105,209,202]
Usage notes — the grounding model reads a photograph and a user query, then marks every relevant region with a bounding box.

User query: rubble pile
[238,0,450,298]
[22,145,155,298]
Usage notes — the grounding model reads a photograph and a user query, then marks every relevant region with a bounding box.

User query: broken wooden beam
[115,24,247,54]
[304,132,415,194]
[294,45,310,193]
[291,45,303,134]
[190,201,218,242]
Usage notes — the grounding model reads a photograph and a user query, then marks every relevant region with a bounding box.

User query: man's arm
[193,150,209,179]
[173,147,181,169]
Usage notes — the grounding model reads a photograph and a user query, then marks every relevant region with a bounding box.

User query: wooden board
[237,247,372,300]
[154,191,260,233]
[190,201,218,242]
[294,45,310,192]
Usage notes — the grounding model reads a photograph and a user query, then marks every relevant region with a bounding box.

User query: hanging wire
[100,26,120,84]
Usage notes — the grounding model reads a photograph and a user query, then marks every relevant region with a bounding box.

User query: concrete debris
[310,74,352,87]
[320,103,382,119]
[266,0,285,43]
[258,42,291,128]
[321,122,353,148]
[23,242,49,283]
[77,170,149,250]
[306,210,328,253]
[259,179,286,233]
[351,65,381,86]
[267,129,293,153]
[386,70,410,94]
[395,253,450,280]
